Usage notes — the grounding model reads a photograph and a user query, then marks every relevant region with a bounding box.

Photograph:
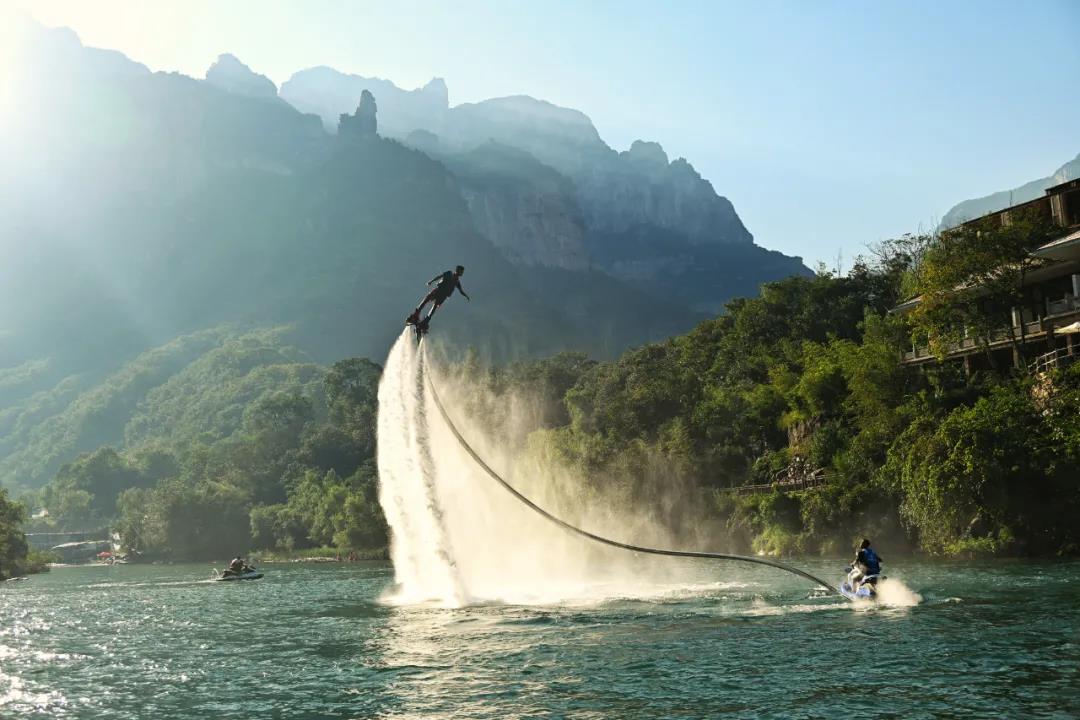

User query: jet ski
[216,567,263,581]
[839,565,881,600]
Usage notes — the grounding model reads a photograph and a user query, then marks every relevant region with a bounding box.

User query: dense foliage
[24,333,388,560]
[0,489,50,579]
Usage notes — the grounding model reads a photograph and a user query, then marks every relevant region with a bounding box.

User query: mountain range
[0,21,811,491]
[278,61,805,312]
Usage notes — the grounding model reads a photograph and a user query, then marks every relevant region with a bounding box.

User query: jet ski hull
[839,580,876,600]
[216,571,263,581]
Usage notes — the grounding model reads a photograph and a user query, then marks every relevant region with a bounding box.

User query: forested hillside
[21,328,385,560]
[17,222,1080,562]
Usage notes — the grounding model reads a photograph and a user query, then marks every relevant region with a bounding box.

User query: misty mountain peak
[422,77,449,104]
[205,53,278,99]
[19,20,150,78]
[471,96,597,130]
[624,140,669,168]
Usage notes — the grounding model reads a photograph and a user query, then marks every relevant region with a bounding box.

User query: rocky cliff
[445,144,590,270]
[279,71,755,245]
[577,140,752,245]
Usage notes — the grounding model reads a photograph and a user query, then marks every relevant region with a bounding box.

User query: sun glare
[0,11,29,128]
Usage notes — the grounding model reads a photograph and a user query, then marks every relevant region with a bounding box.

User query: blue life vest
[861,547,881,575]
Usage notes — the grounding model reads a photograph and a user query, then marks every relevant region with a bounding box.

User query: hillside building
[895,178,1080,372]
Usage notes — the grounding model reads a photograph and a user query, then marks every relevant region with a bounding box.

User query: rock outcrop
[281,67,448,136]
[338,90,378,138]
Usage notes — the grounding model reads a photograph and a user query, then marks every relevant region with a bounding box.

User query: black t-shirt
[434,271,458,298]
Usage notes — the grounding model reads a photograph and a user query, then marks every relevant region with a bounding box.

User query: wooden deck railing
[718,470,832,495]
[1030,347,1078,375]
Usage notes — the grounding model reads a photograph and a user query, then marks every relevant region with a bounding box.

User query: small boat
[215,568,263,582]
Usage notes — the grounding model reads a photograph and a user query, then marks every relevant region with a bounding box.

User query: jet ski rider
[851,538,882,588]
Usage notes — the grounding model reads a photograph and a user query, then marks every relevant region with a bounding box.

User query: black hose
[420,346,842,598]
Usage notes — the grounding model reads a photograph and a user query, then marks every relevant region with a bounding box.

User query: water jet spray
[376,330,842,604]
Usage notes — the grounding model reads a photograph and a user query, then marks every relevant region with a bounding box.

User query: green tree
[913,208,1059,368]
[0,488,30,580]
[886,382,1079,555]
[325,358,381,437]
[42,447,144,528]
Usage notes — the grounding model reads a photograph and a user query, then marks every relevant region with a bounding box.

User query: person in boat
[406,265,470,327]
[850,538,882,589]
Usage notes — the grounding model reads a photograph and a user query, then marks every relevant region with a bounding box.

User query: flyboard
[414,335,845,599]
[406,313,430,341]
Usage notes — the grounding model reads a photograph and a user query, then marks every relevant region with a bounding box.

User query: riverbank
[1,549,53,580]
[252,546,387,563]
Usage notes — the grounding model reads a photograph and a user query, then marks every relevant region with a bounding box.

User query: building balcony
[901,298,1080,365]
[1047,294,1080,317]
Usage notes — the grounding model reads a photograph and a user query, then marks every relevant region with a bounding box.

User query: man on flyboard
[406,265,470,334]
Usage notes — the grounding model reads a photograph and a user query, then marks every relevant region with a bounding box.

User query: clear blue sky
[13,0,1080,267]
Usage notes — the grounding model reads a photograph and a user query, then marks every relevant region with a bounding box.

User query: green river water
[2,559,1078,719]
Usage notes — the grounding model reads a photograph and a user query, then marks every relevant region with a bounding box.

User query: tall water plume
[376,331,708,607]
[375,332,463,605]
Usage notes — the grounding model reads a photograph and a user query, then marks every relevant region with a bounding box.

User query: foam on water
[876,577,922,606]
